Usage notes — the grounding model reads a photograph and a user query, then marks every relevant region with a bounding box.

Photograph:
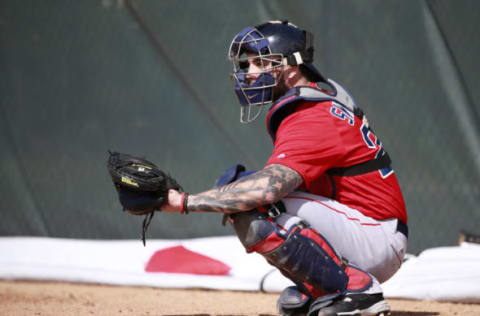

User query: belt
[397,220,409,239]
[264,201,287,218]
[265,201,409,240]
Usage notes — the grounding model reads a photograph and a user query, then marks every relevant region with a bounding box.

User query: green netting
[1,0,479,254]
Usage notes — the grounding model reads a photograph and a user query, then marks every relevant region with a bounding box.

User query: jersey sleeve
[266,102,345,189]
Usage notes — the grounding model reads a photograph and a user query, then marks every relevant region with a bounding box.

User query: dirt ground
[1,280,479,316]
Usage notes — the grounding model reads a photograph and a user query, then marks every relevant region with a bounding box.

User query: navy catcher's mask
[228,20,325,123]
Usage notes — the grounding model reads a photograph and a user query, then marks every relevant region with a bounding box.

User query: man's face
[240,52,292,101]
[243,53,283,85]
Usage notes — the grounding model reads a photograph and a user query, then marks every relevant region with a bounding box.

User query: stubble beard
[271,71,289,102]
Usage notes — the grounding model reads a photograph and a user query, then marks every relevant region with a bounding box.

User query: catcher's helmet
[228,20,325,123]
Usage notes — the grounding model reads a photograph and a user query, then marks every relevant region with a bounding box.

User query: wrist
[180,192,189,214]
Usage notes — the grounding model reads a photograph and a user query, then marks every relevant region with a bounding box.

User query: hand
[126,189,183,214]
[160,189,184,213]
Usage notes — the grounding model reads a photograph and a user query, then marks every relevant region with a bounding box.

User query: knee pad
[229,210,284,253]
[230,211,372,297]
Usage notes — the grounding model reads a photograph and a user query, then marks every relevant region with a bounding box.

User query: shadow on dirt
[162,311,440,316]
[161,313,439,316]
[162,314,277,316]
[391,312,440,316]
[162,314,440,316]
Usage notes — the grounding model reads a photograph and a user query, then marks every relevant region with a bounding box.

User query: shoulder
[280,99,336,128]
[274,100,342,147]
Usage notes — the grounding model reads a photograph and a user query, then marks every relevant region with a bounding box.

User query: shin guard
[230,211,372,298]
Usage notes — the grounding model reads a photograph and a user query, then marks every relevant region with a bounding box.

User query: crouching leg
[229,210,373,314]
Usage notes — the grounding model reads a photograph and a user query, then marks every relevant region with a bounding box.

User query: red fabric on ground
[145,245,231,275]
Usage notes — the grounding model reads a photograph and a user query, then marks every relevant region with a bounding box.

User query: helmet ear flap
[278,30,314,67]
[302,30,315,63]
[255,21,325,82]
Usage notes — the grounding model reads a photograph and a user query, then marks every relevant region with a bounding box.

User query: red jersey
[266,90,407,223]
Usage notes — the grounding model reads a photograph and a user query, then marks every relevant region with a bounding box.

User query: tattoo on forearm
[187,164,303,214]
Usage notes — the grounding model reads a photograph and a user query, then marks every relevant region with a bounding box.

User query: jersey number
[331,102,393,178]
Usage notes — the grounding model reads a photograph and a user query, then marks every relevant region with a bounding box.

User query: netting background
[1,0,479,254]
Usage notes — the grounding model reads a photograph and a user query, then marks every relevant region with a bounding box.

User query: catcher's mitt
[107,151,182,245]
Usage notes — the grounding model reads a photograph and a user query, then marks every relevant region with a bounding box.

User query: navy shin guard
[230,211,372,298]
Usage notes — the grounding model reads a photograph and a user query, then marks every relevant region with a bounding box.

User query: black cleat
[315,293,390,316]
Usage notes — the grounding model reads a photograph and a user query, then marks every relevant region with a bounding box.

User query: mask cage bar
[228,27,287,123]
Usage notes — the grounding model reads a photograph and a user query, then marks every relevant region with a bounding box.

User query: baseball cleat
[316,293,391,316]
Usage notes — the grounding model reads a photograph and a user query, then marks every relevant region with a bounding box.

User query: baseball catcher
[107,151,183,245]
[107,21,408,316]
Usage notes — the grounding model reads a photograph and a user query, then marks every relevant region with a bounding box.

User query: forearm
[185,164,303,214]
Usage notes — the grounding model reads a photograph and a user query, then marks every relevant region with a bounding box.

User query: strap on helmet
[254,20,315,67]
[285,30,314,66]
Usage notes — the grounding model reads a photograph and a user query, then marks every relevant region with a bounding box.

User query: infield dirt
[1,280,479,316]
